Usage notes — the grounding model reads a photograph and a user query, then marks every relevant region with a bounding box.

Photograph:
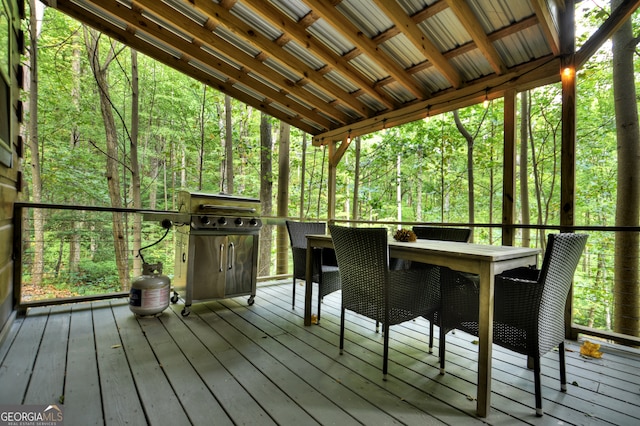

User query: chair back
[286,221,326,249]
[412,226,471,242]
[285,221,327,280]
[537,233,588,353]
[329,225,389,318]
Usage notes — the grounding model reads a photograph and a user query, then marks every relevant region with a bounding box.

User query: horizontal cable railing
[13,203,640,346]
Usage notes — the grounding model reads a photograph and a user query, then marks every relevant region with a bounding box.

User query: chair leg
[428,321,434,354]
[382,321,390,380]
[317,292,322,324]
[559,342,567,392]
[533,355,543,417]
[439,326,446,375]
[339,306,345,355]
[292,278,296,309]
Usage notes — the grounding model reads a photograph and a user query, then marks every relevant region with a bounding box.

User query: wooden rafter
[242,0,398,110]
[187,0,375,120]
[372,0,462,88]
[47,0,322,135]
[531,0,561,55]
[444,0,506,75]
[303,0,427,99]
[131,0,341,128]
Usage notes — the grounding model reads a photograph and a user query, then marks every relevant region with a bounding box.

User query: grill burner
[172,191,262,316]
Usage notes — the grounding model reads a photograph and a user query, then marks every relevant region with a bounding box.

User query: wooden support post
[502,89,517,246]
[560,0,578,339]
[326,137,351,223]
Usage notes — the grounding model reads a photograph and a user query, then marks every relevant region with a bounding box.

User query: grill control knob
[218,217,227,225]
[249,218,258,226]
[200,216,210,225]
[235,217,244,226]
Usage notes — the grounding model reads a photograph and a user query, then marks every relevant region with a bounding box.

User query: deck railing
[12,202,640,346]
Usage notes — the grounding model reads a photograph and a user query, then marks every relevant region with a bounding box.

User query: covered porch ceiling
[41,0,639,145]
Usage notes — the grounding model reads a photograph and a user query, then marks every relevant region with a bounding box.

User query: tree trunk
[84,28,130,290]
[299,133,307,219]
[258,113,273,277]
[198,85,206,191]
[130,49,142,276]
[612,0,640,336]
[276,122,290,275]
[225,95,234,194]
[352,136,361,222]
[26,0,45,286]
[453,110,475,242]
[519,91,531,247]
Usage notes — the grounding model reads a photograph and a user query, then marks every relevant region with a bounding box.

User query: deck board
[24,304,70,404]
[64,303,103,425]
[1,280,640,425]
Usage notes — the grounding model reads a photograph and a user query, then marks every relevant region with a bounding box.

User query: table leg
[477,261,495,417]
[303,239,313,326]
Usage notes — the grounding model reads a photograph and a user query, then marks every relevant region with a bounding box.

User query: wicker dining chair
[329,225,436,379]
[410,226,472,353]
[438,233,588,416]
[285,220,340,323]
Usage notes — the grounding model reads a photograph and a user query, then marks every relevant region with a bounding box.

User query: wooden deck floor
[1,280,640,425]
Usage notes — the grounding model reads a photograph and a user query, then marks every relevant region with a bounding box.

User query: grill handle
[228,242,235,270]
[199,204,257,214]
[219,243,225,272]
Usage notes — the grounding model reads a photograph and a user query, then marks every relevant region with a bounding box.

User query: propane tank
[129,262,171,317]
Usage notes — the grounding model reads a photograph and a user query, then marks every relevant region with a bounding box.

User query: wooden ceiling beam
[313,55,560,145]
[132,0,343,127]
[372,0,462,88]
[530,0,560,55]
[243,0,398,110]
[186,0,374,119]
[44,0,323,135]
[444,0,506,75]
[303,0,427,99]
[575,0,640,68]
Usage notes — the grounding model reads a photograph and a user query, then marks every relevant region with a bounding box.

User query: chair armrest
[494,273,542,327]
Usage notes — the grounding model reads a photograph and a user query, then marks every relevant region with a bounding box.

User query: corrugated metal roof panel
[419,9,470,52]
[355,92,387,113]
[307,19,355,56]
[468,0,535,32]
[348,54,387,83]
[72,0,127,31]
[212,25,261,58]
[413,67,451,93]
[322,69,359,94]
[269,0,310,22]
[336,0,392,37]
[230,2,283,41]
[163,0,209,26]
[263,57,303,83]
[379,34,426,69]
[451,51,492,80]
[395,0,432,16]
[282,40,326,70]
[382,81,415,104]
[495,26,551,67]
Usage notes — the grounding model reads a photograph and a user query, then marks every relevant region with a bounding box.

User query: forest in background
[18,2,640,337]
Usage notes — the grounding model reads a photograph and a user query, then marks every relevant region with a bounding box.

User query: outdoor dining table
[304,233,540,418]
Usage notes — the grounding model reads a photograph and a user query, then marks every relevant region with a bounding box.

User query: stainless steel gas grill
[173,191,262,316]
